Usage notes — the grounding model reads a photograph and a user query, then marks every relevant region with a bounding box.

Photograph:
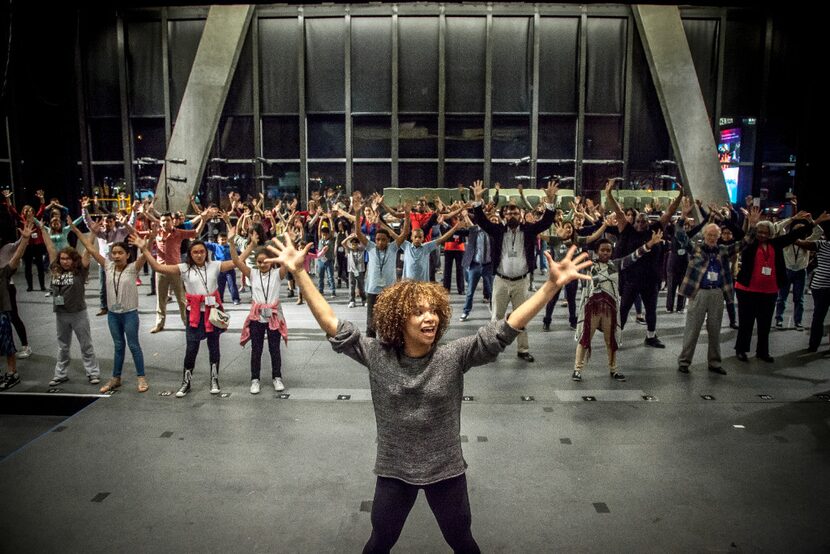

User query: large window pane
[445,18,486,113]
[581,162,621,200]
[126,20,164,116]
[585,18,626,114]
[399,115,438,159]
[217,116,254,159]
[683,18,719,120]
[351,17,391,113]
[259,18,299,114]
[263,163,301,200]
[492,115,530,160]
[629,33,670,169]
[492,17,532,113]
[224,28,253,115]
[539,18,579,114]
[445,115,484,159]
[491,163,534,189]
[399,17,438,112]
[90,117,123,161]
[722,12,764,117]
[262,116,300,159]
[305,18,345,112]
[537,162,576,188]
[353,115,391,159]
[538,115,576,160]
[444,163,483,188]
[84,13,120,117]
[90,164,124,197]
[583,115,622,160]
[399,162,437,188]
[131,117,165,160]
[168,19,205,121]
[307,115,345,159]
[353,163,391,194]
[308,162,346,191]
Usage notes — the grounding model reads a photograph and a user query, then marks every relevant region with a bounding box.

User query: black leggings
[363,473,479,554]
[8,283,28,345]
[249,320,282,379]
[184,321,221,369]
[619,278,659,332]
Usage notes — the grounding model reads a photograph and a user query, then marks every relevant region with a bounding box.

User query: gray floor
[1,270,829,553]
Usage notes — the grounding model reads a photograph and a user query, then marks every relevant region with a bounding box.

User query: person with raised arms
[225,214,290,394]
[133,226,238,397]
[69,219,149,393]
[266,232,591,554]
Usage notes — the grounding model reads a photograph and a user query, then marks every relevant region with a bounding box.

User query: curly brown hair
[373,280,452,349]
[49,247,84,275]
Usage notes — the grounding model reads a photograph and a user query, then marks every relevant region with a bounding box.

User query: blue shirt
[701,249,724,288]
[205,242,233,262]
[365,241,400,294]
[401,241,438,282]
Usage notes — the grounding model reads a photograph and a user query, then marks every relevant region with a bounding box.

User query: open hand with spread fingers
[544,246,592,289]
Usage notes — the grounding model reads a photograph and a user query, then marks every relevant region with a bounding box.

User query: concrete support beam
[633,5,728,207]
[155,5,254,212]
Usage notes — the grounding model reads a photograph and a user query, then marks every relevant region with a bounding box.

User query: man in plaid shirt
[676,201,759,375]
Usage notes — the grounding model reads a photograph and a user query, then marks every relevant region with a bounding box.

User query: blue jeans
[317,259,336,295]
[775,268,806,325]
[462,263,493,315]
[107,310,144,377]
[217,269,240,303]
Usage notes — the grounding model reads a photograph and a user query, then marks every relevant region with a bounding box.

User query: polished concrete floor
[1,270,829,553]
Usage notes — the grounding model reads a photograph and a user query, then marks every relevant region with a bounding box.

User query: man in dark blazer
[471,179,559,362]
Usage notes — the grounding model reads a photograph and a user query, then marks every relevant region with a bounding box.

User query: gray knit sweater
[328,318,520,485]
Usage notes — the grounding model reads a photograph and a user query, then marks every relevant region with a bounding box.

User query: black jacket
[736,223,813,290]
[473,203,555,275]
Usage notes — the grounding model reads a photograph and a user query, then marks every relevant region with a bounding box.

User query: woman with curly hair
[267,233,591,554]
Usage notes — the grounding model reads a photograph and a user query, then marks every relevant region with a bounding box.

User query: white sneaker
[348,301,355,308]
[16,345,32,359]
[250,379,261,394]
[273,378,285,392]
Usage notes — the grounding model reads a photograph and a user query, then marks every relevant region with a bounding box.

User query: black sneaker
[708,366,727,375]
[176,370,192,398]
[678,366,690,374]
[644,336,665,348]
[571,371,582,382]
[611,372,626,382]
[543,322,551,332]
[0,373,20,390]
[636,315,646,325]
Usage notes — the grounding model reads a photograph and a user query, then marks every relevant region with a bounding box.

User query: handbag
[208,307,230,329]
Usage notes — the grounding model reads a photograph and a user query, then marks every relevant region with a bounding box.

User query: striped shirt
[811,240,830,290]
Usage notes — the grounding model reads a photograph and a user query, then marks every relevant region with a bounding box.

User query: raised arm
[7,223,33,270]
[130,233,181,275]
[604,179,627,232]
[431,220,461,246]
[506,246,592,330]
[659,185,684,228]
[38,219,58,263]
[352,203,369,246]
[270,234,337,336]
[69,218,107,268]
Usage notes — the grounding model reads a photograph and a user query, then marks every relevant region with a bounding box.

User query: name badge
[706,271,719,282]
[53,295,65,306]
[260,307,272,318]
[32,232,38,239]
[212,229,219,235]
[111,303,123,313]
[205,296,217,306]
[677,249,686,256]
[508,249,520,258]
[761,266,772,276]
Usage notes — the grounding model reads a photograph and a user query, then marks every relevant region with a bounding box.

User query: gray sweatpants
[54,310,101,379]
[678,288,724,369]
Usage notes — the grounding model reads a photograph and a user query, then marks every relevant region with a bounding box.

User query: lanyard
[259,270,272,301]
[193,265,210,295]
[111,264,126,302]
[377,248,389,274]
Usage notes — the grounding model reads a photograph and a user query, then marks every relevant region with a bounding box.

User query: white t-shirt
[250,268,282,305]
[178,261,222,295]
[105,261,139,313]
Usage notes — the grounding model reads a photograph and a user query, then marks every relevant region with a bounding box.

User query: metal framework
[68,3,772,205]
